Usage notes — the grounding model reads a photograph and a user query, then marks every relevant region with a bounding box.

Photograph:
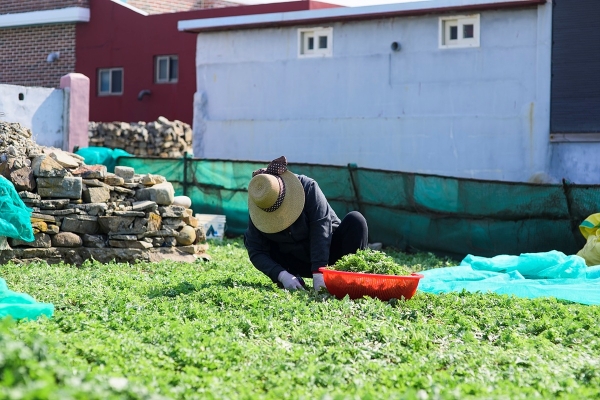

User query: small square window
[156,55,178,83]
[439,15,480,49]
[463,24,474,39]
[298,27,332,58]
[450,26,458,40]
[98,68,123,96]
[318,36,328,49]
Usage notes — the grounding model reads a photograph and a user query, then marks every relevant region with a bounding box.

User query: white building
[180,0,600,184]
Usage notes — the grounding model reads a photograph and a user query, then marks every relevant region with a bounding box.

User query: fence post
[182,152,189,196]
[59,73,89,152]
[347,163,362,214]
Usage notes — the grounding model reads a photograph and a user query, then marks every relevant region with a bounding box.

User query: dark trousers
[271,211,369,279]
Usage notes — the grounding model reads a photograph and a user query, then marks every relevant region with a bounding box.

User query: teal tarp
[75,147,133,173]
[0,175,33,242]
[0,278,53,320]
[419,251,600,305]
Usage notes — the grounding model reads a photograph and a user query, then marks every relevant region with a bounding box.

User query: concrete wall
[193,4,554,183]
[549,143,600,185]
[0,73,90,151]
[0,84,65,148]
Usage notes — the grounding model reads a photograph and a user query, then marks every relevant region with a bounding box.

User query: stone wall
[0,121,207,265]
[88,117,193,158]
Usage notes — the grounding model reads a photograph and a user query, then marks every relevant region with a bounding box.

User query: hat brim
[248,170,305,233]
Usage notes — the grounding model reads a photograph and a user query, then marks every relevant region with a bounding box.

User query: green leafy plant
[1,238,600,399]
[331,248,413,275]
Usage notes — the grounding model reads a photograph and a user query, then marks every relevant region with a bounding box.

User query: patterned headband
[252,156,288,213]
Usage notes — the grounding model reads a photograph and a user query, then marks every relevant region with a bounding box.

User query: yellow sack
[579,213,600,240]
[576,214,600,266]
[577,231,600,266]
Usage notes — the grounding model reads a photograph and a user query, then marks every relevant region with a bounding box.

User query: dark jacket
[244,174,340,282]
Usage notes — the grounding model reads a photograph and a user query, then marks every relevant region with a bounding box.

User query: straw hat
[248,156,305,233]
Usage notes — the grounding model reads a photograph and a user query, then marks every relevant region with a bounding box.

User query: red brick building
[0,0,234,90]
[0,0,89,88]
[0,0,339,124]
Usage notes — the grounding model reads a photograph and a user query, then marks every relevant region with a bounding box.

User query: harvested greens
[331,248,412,276]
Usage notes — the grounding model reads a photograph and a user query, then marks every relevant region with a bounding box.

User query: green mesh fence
[115,156,593,259]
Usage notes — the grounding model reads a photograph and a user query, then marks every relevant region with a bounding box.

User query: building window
[156,55,178,83]
[98,68,123,96]
[439,15,480,48]
[298,27,333,58]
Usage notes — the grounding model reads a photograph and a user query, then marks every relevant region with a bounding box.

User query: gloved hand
[312,272,327,292]
[278,271,305,290]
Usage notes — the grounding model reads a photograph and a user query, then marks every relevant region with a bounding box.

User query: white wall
[0,84,65,148]
[193,4,554,182]
[549,143,600,185]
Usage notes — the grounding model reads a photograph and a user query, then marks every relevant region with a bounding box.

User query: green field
[1,238,600,399]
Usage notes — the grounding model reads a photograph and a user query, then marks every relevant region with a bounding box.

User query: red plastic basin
[319,267,423,301]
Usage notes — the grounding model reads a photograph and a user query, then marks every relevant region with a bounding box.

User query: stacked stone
[88,116,193,158]
[0,121,44,191]
[0,121,207,265]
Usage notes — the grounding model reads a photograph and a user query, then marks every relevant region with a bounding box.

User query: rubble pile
[88,116,193,158]
[0,121,207,265]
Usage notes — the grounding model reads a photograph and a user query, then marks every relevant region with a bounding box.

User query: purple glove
[278,271,305,290]
[312,272,327,292]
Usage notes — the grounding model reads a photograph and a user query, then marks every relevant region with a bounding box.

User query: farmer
[243,156,368,291]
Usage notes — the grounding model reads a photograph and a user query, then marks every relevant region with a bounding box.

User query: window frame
[155,55,179,84]
[439,14,480,49]
[98,67,124,96]
[298,27,333,58]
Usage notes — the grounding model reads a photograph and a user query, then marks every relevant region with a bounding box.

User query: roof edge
[0,7,90,28]
[110,0,149,16]
[179,0,547,33]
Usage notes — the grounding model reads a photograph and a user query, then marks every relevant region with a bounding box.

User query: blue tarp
[418,251,600,305]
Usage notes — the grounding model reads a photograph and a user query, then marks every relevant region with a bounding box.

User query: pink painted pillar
[60,73,90,152]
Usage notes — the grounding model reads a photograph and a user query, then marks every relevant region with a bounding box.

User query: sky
[231,0,424,6]
[118,0,426,9]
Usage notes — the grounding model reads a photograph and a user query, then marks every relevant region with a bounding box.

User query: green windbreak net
[115,156,594,259]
